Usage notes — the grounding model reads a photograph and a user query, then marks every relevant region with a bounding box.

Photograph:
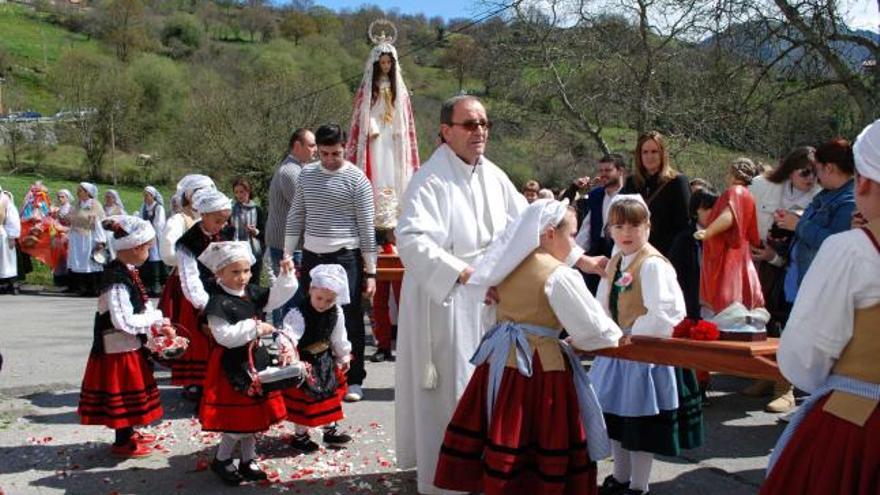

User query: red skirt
[199,346,287,433]
[78,350,163,429]
[435,355,597,495]
[283,368,347,427]
[157,271,211,386]
[760,394,880,495]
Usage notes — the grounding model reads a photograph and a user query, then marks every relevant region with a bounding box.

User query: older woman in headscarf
[50,189,74,289]
[67,182,107,296]
[139,186,167,296]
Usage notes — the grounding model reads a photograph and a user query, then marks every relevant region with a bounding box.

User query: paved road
[0,294,790,494]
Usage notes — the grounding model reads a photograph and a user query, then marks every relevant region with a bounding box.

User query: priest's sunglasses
[449,119,493,132]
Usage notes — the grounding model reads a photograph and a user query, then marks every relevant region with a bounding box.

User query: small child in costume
[282,264,354,453]
[77,215,176,458]
[159,188,234,400]
[589,195,701,495]
[197,241,299,485]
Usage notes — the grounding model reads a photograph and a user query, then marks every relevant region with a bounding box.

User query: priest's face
[441,99,489,165]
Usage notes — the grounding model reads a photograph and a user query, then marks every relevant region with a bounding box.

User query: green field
[0,4,103,114]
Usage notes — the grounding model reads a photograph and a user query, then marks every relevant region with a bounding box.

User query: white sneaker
[344,384,363,402]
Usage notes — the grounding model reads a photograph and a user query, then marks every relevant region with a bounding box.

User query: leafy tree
[279,11,318,45]
[161,12,204,58]
[95,0,155,62]
[439,33,478,92]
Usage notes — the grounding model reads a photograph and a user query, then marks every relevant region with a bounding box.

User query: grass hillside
[0,4,101,113]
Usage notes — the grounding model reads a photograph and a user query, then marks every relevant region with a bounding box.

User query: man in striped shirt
[265,128,315,324]
[284,123,377,402]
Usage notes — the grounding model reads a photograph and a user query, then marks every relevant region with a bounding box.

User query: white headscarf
[608,194,651,218]
[309,264,350,305]
[57,189,73,203]
[105,189,125,211]
[854,118,880,183]
[468,199,570,288]
[103,215,155,251]
[79,182,98,199]
[174,174,216,207]
[197,241,255,273]
[192,189,231,214]
[144,186,164,206]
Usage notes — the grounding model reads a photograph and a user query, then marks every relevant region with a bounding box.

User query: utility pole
[0,77,5,115]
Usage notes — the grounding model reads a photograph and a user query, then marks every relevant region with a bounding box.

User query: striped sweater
[284,162,377,271]
[265,155,305,251]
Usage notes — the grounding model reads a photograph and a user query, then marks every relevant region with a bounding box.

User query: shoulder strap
[645,177,673,205]
[862,226,880,254]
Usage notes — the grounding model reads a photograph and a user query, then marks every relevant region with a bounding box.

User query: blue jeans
[269,247,304,326]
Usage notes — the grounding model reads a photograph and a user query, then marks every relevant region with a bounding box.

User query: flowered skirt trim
[283,367,347,427]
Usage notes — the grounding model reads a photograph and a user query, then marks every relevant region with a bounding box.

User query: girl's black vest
[296,299,339,352]
[175,222,234,283]
[91,261,147,354]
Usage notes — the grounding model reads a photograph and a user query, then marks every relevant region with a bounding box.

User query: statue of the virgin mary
[346,20,420,229]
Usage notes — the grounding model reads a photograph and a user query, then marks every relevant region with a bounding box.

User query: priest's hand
[459,266,475,284]
[363,277,376,300]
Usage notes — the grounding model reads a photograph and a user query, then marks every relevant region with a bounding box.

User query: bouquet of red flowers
[672,318,720,341]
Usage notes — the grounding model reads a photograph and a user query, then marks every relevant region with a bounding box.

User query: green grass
[0,4,102,113]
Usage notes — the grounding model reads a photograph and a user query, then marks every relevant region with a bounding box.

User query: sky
[310,0,879,31]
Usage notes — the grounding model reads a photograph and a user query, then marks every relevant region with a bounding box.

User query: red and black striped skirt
[434,355,597,495]
[283,368,347,427]
[157,272,211,386]
[759,393,880,495]
[78,350,163,429]
[199,347,287,433]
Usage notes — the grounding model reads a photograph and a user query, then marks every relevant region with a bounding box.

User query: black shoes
[599,475,630,495]
[370,348,394,362]
[322,427,353,446]
[210,458,243,486]
[182,385,203,402]
[238,459,268,482]
[290,433,320,453]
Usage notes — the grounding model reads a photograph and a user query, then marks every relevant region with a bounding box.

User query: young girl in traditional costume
[77,215,176,458]
[282,264,354,453]
[160,175,214,267]
[159,188,233,400]
[589,195,697,495]
[139,186,167,297]
[434,199,623,495]
[759,119,880,495]
[198,241,299,485]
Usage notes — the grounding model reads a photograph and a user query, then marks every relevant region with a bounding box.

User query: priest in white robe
[393,95,526,494]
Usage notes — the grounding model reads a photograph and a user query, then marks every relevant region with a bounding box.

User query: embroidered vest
[70,199,102,233]
[605,243,668,331]
[296,299,339,355]
[176,222,233,283]
[497,250,567,371]
[91,261,147,354]
[203,283,270,324]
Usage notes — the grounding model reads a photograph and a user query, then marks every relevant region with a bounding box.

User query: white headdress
[105,189,125,210]
[309,264,350,305]
[468,199,571,287]
[608,194,651,218]
[198,241,255,273]
[192,188,231,214]
[175,174,216,207]
[79,182,98,199]
[854,118,880,183]
[57,189,73,202]
[103,215,156,251]
[144,185,164,205]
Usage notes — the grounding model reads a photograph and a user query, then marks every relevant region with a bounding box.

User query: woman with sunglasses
[747,147,821,404]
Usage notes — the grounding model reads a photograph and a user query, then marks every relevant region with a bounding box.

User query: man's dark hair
[288,127,311,151]
[440,95,479,126]
[599,153,628,171]
[315,123,346,147]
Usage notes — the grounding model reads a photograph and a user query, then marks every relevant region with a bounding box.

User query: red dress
[157,269,211,386]
[434,355,596,495]
[700,185,764,313]
[78,262,163,429]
